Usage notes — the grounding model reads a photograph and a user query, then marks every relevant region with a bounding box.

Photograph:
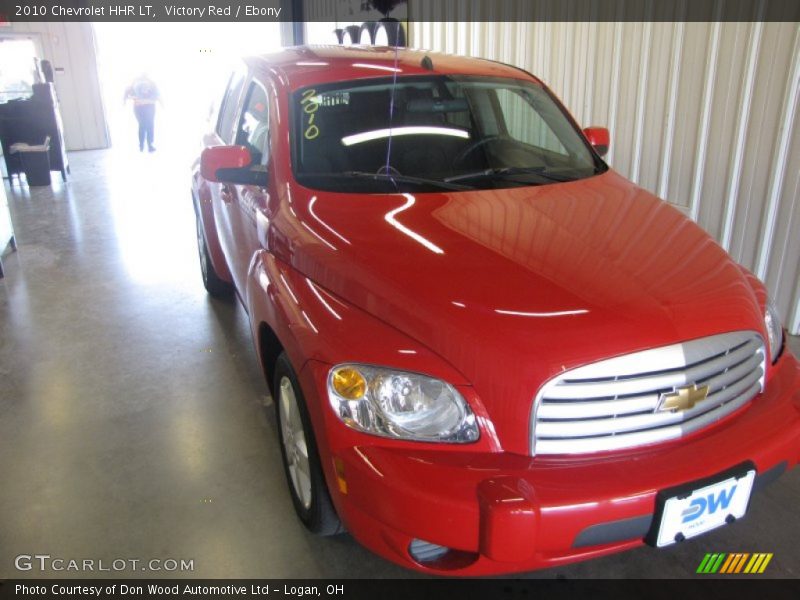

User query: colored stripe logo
[696,553,773,574]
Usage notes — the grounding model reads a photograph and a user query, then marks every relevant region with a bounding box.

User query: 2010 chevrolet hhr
[191,46,800,574]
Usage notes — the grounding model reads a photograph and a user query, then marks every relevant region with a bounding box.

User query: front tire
[195,215,233,298]
[274,352,342,536]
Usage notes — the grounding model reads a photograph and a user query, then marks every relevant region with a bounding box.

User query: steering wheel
[452,135,507,167]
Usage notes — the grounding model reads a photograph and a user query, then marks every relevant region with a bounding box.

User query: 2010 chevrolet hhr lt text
[191,46,800,575]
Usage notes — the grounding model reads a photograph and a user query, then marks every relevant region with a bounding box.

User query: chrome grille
[532,331,765,455]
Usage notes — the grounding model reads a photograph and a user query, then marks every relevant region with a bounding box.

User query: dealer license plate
[654,469,756,548]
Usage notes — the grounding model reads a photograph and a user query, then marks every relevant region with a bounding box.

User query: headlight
[764,300,784,364]
[327,364,479,443]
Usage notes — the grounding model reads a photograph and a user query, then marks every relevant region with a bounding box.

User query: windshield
[291,75,606,194]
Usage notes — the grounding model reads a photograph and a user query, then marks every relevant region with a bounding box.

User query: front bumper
[299,351,800,575]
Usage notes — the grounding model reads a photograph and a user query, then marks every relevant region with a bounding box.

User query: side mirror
[583,127,610,158]
[201,145,267,186]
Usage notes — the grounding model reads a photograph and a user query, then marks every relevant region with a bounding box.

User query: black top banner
[0,0,799,23]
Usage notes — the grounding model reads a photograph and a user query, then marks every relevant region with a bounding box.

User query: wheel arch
[257,320,285,395]
[191,183,233,283]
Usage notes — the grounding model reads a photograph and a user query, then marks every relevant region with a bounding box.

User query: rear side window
[216,68,245,143]
[235,81,270,165]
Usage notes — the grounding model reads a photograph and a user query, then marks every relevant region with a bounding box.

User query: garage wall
[5,22,109,151]
[408,19,800,335]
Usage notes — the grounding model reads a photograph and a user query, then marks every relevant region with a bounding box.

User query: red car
[191,46,799,575]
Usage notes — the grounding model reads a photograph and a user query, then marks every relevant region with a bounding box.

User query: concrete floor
[1,148,799,579]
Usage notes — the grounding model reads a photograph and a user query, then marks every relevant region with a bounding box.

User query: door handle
[220,184,234,204]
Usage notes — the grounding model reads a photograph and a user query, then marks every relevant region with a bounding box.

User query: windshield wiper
[307,171,474,191]
[444,166,573,184]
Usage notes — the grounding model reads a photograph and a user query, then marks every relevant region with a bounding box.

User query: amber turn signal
[331,367,367,399]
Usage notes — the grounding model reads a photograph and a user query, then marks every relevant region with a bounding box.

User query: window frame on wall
[0,34,45,104]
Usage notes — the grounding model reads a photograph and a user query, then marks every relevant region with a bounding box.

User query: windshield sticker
[301,89,320,140]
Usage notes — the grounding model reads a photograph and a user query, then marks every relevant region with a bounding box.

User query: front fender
[245,249,470,385]
[245,250,500,521]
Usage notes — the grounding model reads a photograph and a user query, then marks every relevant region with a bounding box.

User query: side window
[494,88,567,155]
[216,68,246,143]
[235,81,270,166]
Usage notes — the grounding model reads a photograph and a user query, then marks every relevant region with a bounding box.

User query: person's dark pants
[133,104,156,151]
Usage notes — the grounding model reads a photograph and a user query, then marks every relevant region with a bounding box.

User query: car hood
[283,170,766,453]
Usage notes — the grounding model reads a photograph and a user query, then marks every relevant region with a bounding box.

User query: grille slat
[536,366,762,437]
[547,337,761,400]
[702,353,763,393]
[538,351,764,421]
[532,332,765,455]
[537,393,661,419]
[560,338,754,384]
[534,381,761,454]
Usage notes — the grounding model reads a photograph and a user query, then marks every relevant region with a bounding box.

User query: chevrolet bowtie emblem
[657,383,710,413]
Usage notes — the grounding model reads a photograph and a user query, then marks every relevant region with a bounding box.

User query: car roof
[245,45,540,91]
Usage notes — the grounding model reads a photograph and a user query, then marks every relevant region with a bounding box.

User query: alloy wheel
[279,376,312,509]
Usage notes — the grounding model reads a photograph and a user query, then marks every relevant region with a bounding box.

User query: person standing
[124,74,160,152]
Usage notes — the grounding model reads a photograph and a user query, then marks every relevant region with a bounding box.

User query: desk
[0,83,69,182]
